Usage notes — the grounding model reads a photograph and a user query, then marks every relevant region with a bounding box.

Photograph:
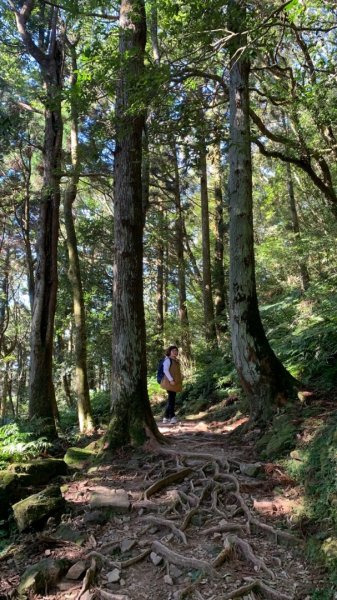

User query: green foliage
[255,412,297,459]
[0,422,52,468]
[90,391,111,423]
[177,351,237,416]
[304,414,337,528]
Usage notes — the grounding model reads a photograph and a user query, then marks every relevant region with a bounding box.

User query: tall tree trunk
[155,204,164,355]
[173,145,192,359]
[14,2,63,437]
[200,136,218,346]
[212,143,228,337]
[64,39,94,433]
[19,142,35,310]
[285,162,310,291]
[106,0,162,449]
[228,0,296,424]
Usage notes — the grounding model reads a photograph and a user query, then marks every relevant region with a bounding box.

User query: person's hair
[165,345,178,356]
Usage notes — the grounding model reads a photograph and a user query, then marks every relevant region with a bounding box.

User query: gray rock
[107,568,121,583]
[90,487,130,513]
[164,574,173,585]
[18,558,70,595]
[66,560,87,580]
[169,565,183,579]
[150,552,163,566]
[120,538,136,553]
[239,463,261,478]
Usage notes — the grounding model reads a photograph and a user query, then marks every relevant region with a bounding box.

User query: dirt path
[0,419,324,599]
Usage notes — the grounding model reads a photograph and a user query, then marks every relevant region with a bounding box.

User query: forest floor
[0,417,327,600]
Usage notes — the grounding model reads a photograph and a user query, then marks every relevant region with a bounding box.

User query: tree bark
[285,161,310,291]
[13,1,63,437]
[212,142,228,337]
[200,134,218,346]
[173,144,192,359]
[106,0,162,449]
[228,0,296,424]
[64,39,94,433]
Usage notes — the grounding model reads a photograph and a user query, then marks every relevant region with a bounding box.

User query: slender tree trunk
[155,204,164,354]
[64,40,94,433]
[20,142,35,310]
[212,143,228,337]
[228,0,297,423]
[200,136,218,346]
[106,0,162,449]
[285,164,310,292]
[173,145,192,359]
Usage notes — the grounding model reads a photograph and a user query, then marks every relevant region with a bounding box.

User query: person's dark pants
[164,391,176,419]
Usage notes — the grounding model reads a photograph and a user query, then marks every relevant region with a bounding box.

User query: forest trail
[1,419,324,600]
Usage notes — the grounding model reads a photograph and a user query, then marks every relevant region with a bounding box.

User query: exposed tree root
[151,540,217,576]
[223,534,275,579]
[95,589,129,600]
[231,492,301,545]
[144,467,193,500]
[143,515,187,544]
[219,578,292,600]
[77,558,99,600]
[119,549,151,568]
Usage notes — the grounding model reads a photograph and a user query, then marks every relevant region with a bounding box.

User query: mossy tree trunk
[228,0,297,424]
[13,1,64,437]
[106,0,163,449]
[64,38,94,434]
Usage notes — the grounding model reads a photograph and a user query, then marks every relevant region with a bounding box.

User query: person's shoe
[162,418,169,424]
[170,416,177,424]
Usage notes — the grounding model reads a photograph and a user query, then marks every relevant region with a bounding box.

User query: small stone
[120,539,136,553]
[66,561,87,580]
[239,463,261,478]
[107,568,121,583]
[150,552,163,566]
[169,565,183,579]
[45,549,52,556]
[164,575,173,585]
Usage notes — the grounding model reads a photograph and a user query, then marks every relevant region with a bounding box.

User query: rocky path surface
[0,419,324,599]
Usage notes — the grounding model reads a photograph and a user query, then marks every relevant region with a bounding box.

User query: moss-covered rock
[12,485,66,532]
[18,558,71,595]
[64,447,96,469]
[8,458,68,485]
[0,472,31,519]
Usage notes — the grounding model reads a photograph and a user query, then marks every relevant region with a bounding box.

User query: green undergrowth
[0,421,52,469]
[261,282,337,389]
[278,408,337,597]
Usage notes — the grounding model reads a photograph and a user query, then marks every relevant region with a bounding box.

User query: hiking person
[160,345,183,424]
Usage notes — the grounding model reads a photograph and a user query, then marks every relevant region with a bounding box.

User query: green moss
[64,447,96,469]
[12,486,65,532]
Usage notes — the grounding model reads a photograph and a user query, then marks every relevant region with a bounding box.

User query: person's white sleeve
[163,358,173,382]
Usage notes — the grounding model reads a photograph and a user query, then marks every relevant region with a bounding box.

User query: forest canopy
[0,0,336,442]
